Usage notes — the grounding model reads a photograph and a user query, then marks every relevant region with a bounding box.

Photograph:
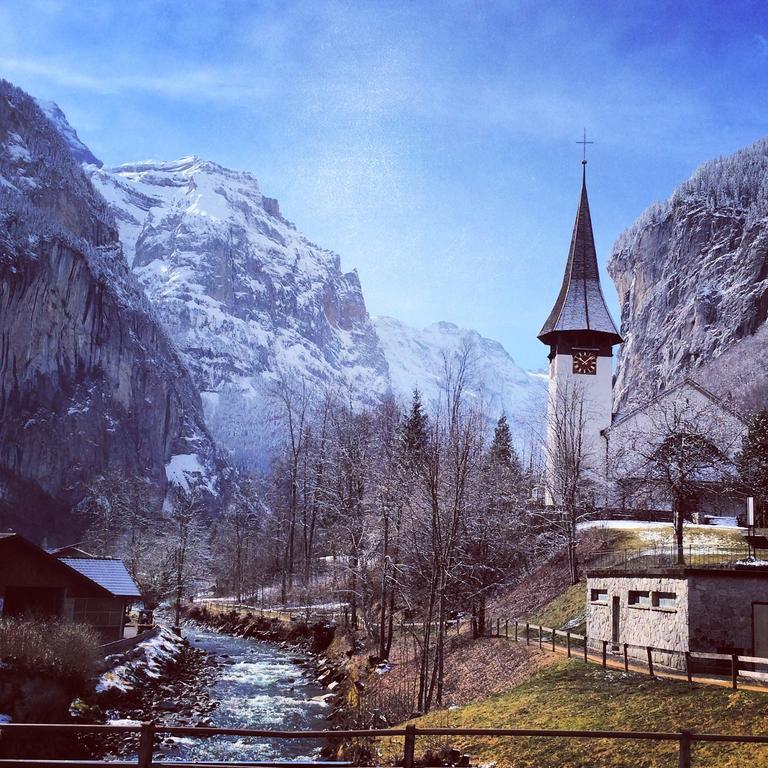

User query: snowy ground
[97,626,185,694]
[579,518,746,553]
[579,519,742,532]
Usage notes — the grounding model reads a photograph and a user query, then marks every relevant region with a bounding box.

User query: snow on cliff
[609,136,768,414]
[88,155,389,466]
[86,152,547,463]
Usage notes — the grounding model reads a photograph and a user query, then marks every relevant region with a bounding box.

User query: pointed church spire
[537,161,622,347]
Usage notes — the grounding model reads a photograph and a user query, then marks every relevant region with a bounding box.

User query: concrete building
[586,566,768,668]
[0,533,141,642]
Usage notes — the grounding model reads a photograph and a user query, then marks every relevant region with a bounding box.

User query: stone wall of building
[586,574,688,667]
[687,572,768,655]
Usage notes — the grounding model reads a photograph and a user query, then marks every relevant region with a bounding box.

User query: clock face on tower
[572,350,597,375]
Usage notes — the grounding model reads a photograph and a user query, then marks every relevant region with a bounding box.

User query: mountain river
[159,625,332,763]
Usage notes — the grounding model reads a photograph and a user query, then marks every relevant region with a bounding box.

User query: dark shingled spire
[538,163,622,347]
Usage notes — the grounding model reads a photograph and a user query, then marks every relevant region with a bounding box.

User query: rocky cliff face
[609,137,768,414]
[88,157,391,467]
[0,80,224,540]
[87,157,548,465]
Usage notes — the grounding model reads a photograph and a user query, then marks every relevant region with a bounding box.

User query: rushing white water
[159,626,331,763]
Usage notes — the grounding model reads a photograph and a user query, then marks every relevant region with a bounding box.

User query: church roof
[605,377,749,433]
[538,164,623,346]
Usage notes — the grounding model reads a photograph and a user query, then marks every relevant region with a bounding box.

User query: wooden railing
[2,721,768,768]
[477,618,768,690]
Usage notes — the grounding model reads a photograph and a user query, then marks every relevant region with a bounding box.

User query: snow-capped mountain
[86,153,546,464]
[88,156,390,466]
[34,98,102,167]
[0,80,225,541]
[609,136,768,414]
[374,316,547,434]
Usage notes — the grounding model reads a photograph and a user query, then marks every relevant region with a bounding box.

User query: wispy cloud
[0,57,277,104]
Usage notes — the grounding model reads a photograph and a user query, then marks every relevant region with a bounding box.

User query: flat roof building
[586,565,768,670]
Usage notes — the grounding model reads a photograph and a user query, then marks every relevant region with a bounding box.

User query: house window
[591,588,608,604]
[628,590,651,607]
[653,591,677,609]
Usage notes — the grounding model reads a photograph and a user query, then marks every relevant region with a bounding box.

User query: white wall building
[538,163,746,516]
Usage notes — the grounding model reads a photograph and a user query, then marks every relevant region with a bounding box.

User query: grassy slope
[527,581,586,631]
[381,660,768,768]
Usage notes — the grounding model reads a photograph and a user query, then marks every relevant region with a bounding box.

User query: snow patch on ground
[96,626,185,694]
[578,520,672,531]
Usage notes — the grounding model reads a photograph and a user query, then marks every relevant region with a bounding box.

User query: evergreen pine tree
[738,409,768,524]
[489,414,522,473]
[401,387,428,462]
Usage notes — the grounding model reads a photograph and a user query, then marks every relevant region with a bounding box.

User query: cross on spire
[576,128,594,165]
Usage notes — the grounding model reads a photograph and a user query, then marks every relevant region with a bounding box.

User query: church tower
[538,160,622,504]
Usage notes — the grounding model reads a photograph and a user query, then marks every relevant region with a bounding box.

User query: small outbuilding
[586,565,768,669]
[0,533,141,642]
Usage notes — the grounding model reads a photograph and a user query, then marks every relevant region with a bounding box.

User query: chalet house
[0,533,141,642]
[586,565,768,669]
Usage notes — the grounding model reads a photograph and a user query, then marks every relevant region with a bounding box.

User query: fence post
[623,644,629,673]
[539,625,543,649]
[505,619,509,639]
[403,724,417,768]
[678,730,692,768]
[731,654,739,690]
[551,628,556,652]
[525,623,530,646]
[602,640,607,667]
[496,618,500,637]
[515,622,518,642]
[567,631,571,658]
[138,721,155,768]
[583,635,588,663]
[646,646,655,678]
[684,651,692,684]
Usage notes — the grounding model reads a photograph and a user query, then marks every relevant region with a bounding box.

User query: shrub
[0,617,100,683]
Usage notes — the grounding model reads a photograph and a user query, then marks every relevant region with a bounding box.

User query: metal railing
[2,721,768,768]
[589,543,748,571]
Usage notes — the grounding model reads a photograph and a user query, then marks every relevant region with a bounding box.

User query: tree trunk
[674,497,686,565]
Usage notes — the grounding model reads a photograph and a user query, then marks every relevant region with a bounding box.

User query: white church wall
[544,352,614,506]
[604,380,747,517]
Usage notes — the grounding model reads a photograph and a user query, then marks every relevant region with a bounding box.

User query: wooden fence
[3,720,768,768]
[477,618,768,691]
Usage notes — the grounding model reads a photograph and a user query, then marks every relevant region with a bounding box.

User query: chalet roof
[49,544,95,558]
[0,533,114,598]
[538,164,622,346]
[59,557,141,599]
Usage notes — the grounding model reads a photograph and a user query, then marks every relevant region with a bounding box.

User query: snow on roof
[59,557,141,598]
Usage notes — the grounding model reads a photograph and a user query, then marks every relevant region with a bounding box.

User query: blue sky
[2,0,768,370]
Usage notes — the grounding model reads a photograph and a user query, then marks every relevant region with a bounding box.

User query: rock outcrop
[0,80,224,540]
[609,137,768,414]
[89,157,390,468]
